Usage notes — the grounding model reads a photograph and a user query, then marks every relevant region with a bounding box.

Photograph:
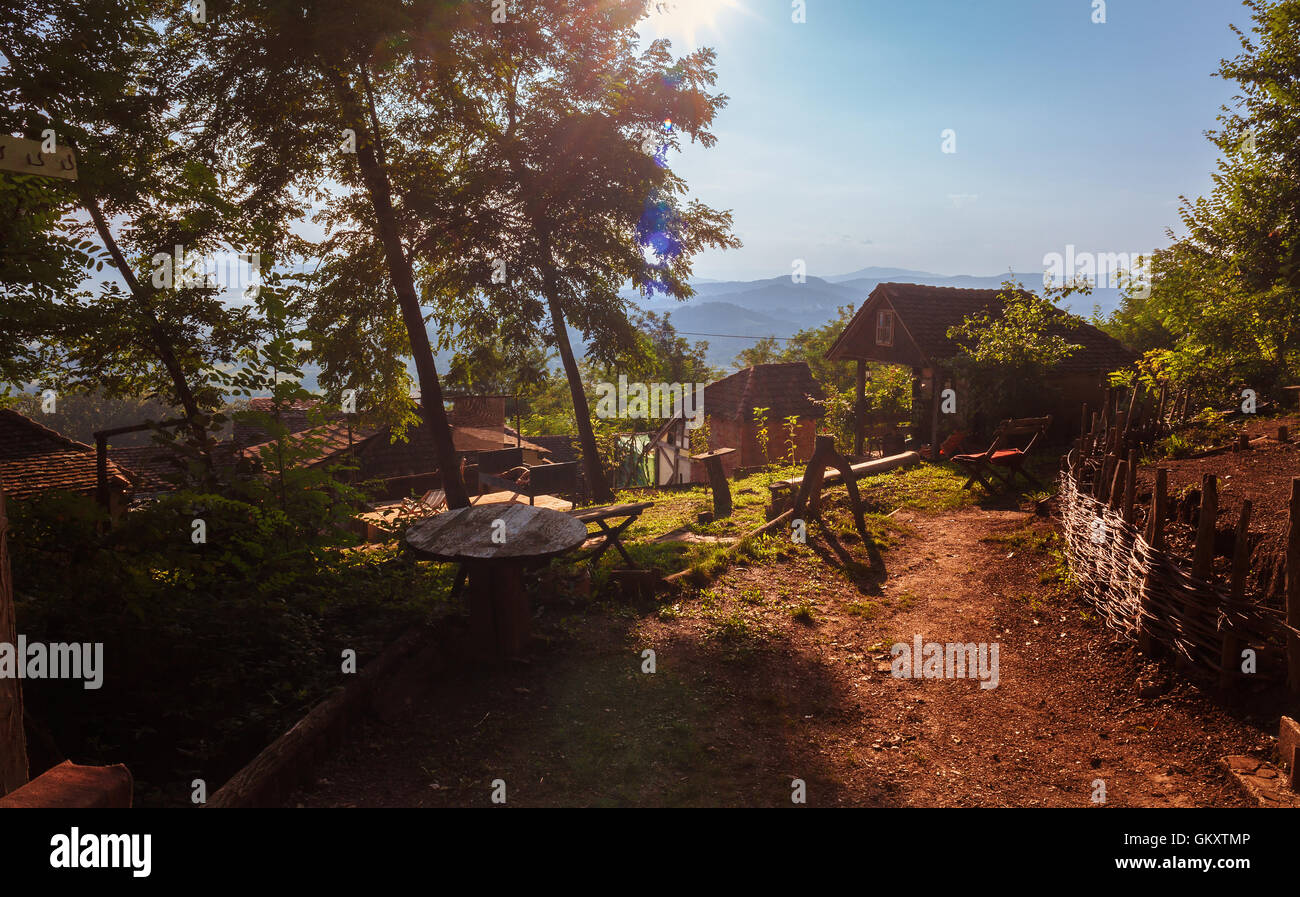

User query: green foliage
[946,279,1090,424]
[1095,0,1300,402]
[736,305,912,450]
[752,405,772,463]
[8,488,450,805]
[782,414,800,462]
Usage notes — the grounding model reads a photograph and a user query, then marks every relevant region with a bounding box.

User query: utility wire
[672,331,797,341]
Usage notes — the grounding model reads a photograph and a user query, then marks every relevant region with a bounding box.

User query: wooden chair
[393,488,446,525]
[951,416,1052,492]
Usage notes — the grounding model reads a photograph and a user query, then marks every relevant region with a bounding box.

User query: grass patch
[844,599,881,620]
[790,601,817,625]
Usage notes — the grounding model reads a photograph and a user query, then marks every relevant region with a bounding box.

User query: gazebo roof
[825,282,1136,373]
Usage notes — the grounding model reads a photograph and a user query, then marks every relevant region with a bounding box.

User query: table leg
[465,560,530,658]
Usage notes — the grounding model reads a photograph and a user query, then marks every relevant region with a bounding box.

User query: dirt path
[294,506,1268,807]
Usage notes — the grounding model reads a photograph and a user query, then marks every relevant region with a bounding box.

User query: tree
[0,1,262,460]
[947,279,1090,424]
[426,2,741,503]
[174,0,478,507]
[1098,0,1300,402]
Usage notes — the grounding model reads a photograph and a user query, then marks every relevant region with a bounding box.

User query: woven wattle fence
[1059,470,1287,677]
[1061,386,1300,696]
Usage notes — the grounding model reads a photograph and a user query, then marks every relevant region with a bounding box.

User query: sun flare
[642,0,744,48]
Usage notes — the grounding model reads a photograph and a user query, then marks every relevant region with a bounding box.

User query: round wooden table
[406,504,587,657]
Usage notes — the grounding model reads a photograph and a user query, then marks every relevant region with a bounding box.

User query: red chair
[951,416,1052,492]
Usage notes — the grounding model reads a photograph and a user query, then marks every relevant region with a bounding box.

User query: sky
[639,0,1249,282]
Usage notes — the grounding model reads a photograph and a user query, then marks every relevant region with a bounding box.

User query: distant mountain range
[292,266,1125,393]
[627,267,1121,367]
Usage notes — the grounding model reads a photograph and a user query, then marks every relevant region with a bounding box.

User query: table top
[405,503,587,562]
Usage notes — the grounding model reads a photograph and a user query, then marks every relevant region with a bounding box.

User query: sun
[641,0,744,48]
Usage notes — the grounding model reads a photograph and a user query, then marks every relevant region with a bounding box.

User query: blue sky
[641,0,1248,281]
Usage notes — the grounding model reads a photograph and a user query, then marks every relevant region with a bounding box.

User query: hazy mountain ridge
[629,266,1121,366]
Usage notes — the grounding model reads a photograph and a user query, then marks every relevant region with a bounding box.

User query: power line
[672,330,797,341]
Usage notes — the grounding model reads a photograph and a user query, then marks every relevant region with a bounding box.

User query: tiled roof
[108,445,181,492]
[526,433,578,463]
[827,283,1137,373]
[241,421,381,468]
[241,421,550,469]
[233,397,344,450]
[0,409,130,500]
[703,362,825,422]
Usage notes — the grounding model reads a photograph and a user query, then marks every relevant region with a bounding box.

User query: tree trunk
[330,68,468,508]
[542,278,614,504]
[0,484,28,795]
[77,183,211,460]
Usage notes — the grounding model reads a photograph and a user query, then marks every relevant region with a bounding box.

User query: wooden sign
[0,134,78,181]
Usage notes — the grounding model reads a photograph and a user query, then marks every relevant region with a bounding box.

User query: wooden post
[1191,474,1217,581]
[1145,468,1168,550]
[1279,425,1289,444]
[1096,450,1117,502]
[1138,468,1168,655]
[1125,385,1140,435]
[855,359,866,458]
[1122,449,1137,525]
[0,484,28,795]
[1287,479,1300,695]
[929,368,942,461]
[1079,403,1089,441]
[1108,458,1127,513]
[1221,499,1252,695]
[691,449,735,519]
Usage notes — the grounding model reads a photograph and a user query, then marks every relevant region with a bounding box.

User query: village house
[824,283,1136,457]
[654,362,826,482]
[234,396,552,499]
[0,409,133,513]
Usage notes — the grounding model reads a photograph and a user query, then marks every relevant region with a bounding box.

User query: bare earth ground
[295,502,1276,808]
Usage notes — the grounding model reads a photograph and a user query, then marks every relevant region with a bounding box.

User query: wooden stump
[691,448,736,519]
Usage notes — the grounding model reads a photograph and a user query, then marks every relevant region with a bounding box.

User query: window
[875,309,894,347]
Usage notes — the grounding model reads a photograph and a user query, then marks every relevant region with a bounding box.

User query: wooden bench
[568,501,654,568]
[475,447,580,507]
[951,416,1051,493]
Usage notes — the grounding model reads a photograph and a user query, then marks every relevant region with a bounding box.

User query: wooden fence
[1061,408,1300,697]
